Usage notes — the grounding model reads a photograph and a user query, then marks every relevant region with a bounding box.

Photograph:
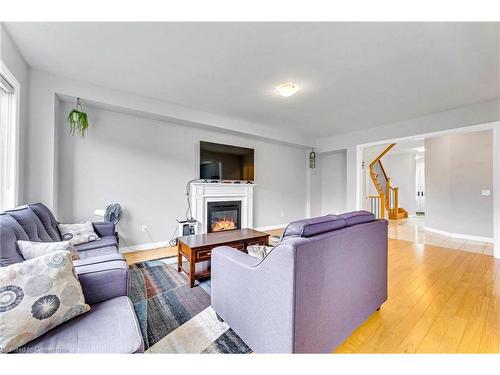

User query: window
[0,62,19,211]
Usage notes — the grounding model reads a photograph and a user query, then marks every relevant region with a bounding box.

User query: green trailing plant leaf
[67,99,89,137]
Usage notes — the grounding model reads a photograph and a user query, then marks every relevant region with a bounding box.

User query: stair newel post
[394,187,399,219]
[386,177,391,216]
[380,192,386,219]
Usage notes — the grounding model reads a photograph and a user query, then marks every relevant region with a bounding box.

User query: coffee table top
[178,228,269,248]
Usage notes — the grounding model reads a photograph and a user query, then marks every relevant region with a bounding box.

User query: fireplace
[207,201,241,233]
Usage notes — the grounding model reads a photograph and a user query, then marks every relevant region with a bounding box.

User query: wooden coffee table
[177,228,270,287]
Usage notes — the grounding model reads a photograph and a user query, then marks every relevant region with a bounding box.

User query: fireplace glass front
[207,201,242,233]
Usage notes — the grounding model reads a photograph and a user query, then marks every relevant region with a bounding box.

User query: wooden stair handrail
[369,143,396,168]
[368,142,406,220]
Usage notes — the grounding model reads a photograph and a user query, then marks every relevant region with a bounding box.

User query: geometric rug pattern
[128,258,252,353]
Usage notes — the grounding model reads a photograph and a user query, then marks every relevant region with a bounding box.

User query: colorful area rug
[128,258,252,353]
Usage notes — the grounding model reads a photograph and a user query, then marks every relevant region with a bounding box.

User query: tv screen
[200,141,254,181]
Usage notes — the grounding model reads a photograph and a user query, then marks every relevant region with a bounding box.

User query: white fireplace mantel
[189,182,254,234]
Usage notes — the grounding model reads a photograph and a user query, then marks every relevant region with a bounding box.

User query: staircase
[368,143,408,220]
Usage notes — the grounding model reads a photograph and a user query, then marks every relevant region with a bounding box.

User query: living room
[1,1,499,373]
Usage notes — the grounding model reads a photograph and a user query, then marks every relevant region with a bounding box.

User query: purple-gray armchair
[0,203,143,353]
[211,211,388,353]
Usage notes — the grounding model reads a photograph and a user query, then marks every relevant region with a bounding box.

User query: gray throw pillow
[17,240,80,261]
[0,251,90,353]
[57,221,100,246]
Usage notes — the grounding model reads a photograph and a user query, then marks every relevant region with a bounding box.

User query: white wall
[25,69,313,211]
[0,23,30,204]
[310,150,347,216]
[425,130,493,239]
[55,101,308,248]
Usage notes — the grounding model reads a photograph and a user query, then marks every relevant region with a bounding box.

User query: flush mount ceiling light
[275,82,299,97]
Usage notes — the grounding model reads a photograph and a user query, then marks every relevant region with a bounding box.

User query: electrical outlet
[280,211,284,217]
[141,225,149,232]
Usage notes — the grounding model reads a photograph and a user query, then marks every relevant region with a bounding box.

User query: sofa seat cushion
[282,215,346,238]
[339,210,376,226]
[17,296,144,353]
[75,236,118,252]
[76,246,118,260]
[74,254,128,305]
[73,253,126,267]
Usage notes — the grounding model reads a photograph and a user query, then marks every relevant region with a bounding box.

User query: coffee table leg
[189,256,196,288]
[177,248,182,272]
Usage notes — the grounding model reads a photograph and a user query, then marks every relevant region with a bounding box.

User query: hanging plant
[67,97,89,137]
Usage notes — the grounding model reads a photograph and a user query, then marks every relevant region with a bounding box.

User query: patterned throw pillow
[57,221,100,246]
[246,245,274,260]
[17,240,80,261]
[0,251,90,353]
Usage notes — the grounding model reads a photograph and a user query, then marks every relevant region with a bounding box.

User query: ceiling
[5,22,500,138]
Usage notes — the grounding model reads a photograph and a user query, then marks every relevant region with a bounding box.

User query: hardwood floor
[336,239,500,353]
[388,216,494,256]
[123,227,499,353]
[124,246,177,265]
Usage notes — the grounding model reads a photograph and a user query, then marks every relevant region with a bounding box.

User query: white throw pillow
[57,221,100,246]
[17,240,80,261]
[0,251,90,353]
[246,245,274,260]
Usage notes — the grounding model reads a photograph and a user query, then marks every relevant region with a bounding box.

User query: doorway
[356,122,498,258]
[415,158,425,215]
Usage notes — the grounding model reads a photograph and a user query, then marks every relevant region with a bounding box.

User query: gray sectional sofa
[211,211,388,353]
[0,203,144,353]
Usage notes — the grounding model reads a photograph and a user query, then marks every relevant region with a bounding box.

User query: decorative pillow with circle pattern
[57,221,100,246]
[17,240,80,261]
[0,251,90,353]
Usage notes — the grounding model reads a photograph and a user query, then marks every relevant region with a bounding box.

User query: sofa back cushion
[28,203,61,241]
[338,210,376,226]
[5,207,53,243]
[0,214,29,267]
[282,211,377,240]
[282,215,346,238]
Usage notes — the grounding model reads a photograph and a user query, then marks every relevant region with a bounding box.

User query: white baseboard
[424,226,493,243]
[255,223,288,231]
[119,241,171,253]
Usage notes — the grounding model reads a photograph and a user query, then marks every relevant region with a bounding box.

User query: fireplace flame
[212,218,237,232]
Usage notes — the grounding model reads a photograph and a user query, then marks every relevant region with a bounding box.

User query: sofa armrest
[211,244,296,353]
[212,246,261,268]
[92,221,115,237]
[74,256,128,305]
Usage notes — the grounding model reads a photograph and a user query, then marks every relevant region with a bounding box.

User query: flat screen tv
[199,141,254,181]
